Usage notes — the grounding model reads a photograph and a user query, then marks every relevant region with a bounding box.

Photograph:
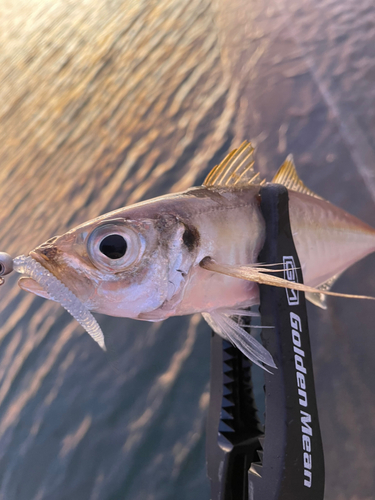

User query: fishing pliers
[206,184,325,500]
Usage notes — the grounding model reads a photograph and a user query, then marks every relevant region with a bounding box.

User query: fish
[13,141,375,369]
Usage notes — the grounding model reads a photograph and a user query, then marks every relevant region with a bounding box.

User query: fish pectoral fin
[199,257,375,301]
[202,310,276,370]
[305,272,343,309]
[203,141,266,188]
[272,154,323,199]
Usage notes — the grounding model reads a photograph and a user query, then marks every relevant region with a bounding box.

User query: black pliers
[206,185,325,500]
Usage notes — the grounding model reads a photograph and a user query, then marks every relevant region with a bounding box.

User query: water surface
[1,0,375,498]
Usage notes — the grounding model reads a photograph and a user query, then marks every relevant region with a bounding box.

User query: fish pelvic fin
[272,154,323,199]
[199,257,375,302]
[202,309,276,371]
[203,141,266,188]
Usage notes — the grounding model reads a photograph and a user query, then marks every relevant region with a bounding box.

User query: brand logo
[290,311,312,488]
[285,257,313,489]
[283,256,299,306]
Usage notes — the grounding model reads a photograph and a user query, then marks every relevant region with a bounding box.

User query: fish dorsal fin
[203,141,265,187]
[272,155,322,199]
[305,273,343,309]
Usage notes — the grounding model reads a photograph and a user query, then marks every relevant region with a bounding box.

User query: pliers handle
[206,184,325,500]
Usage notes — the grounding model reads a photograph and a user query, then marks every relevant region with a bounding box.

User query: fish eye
[87,223,144,272]
[99,234,127,259]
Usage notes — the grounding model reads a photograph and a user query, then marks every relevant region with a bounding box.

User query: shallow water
[1,0,375,498]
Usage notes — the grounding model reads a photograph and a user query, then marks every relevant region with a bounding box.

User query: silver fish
[14,142,375,368]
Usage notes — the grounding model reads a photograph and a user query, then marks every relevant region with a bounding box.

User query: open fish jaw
[13,255,106,350]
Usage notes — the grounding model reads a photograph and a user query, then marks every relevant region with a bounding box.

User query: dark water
[1,0,375,498]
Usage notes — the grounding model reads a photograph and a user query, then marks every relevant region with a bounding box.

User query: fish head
[19,213,199,319]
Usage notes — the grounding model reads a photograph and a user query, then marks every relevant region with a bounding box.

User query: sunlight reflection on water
[1,0,375,498]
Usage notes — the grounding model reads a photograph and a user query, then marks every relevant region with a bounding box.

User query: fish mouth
[13,254,106,350]
[19,250,56,299]
[18,276,53,300]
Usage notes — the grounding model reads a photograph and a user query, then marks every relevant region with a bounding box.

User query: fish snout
[29,243,60,270]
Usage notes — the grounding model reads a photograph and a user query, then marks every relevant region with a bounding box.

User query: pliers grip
[206,184,325,500]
